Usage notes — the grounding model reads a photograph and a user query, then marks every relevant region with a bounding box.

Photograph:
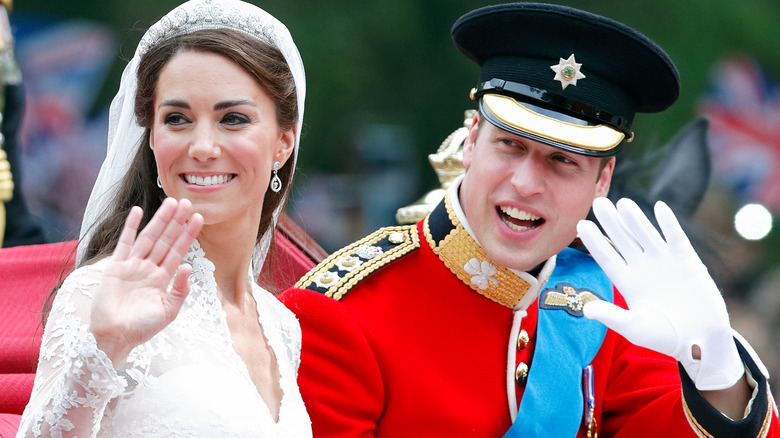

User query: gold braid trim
[294,225,420,301]
[761,392,775,438]
[681,393,715,438]
[424,194,530,308]
[681,384,773,438]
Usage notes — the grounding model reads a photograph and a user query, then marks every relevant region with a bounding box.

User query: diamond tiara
[137,0,276,56]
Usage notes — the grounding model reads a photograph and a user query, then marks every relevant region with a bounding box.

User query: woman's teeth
[183,174,233,186]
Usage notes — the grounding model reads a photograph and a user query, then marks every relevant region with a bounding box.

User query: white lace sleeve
[16,261,127,438]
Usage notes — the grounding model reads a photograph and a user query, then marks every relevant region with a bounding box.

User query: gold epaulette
[294,225,420,300]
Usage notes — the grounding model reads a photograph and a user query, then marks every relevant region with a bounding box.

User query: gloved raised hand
[576,197,744,391]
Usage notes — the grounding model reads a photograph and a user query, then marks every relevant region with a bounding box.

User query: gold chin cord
[0,0,18,247]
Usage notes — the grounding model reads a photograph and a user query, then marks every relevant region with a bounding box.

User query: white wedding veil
[77,0,306,277]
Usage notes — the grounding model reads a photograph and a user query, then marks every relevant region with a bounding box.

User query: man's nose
[510,157,545,196]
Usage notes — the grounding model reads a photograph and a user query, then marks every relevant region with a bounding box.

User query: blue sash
[504,247,613,437]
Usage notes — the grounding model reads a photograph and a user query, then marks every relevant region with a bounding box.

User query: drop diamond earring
[270,161,282,193]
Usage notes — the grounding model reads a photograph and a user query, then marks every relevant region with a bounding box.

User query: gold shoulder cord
[295,225,420,300]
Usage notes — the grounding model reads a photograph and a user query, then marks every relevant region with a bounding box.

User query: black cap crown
[452,3,680,156]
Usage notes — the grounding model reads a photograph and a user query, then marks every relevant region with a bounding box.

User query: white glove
[576,197,744,391]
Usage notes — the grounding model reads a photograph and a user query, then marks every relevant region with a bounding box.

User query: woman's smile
[182,173,235,187]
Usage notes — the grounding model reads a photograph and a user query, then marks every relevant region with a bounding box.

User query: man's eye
[553,154,576,164]
[222,113,250,125]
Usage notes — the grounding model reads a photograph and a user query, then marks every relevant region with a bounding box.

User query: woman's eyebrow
[158,99,190,110]
[214,99,256,111]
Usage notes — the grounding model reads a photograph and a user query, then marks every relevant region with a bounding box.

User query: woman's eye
[163,113,188,125]
[222,113,250,125]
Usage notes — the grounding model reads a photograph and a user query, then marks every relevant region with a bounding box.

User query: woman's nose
[188,126,221,161]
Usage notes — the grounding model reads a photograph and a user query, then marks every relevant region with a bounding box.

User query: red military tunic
[280,195,778,437]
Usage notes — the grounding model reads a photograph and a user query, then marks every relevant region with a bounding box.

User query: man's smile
[497,205,545,232]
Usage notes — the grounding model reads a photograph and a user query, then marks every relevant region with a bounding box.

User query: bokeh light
[734,203,773,240]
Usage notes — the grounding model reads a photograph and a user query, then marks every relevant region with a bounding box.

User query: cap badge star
[550,54,586,90]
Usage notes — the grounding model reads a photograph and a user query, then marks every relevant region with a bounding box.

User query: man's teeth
[500,206,540,221]
[184,174,233,186]
[499,206,541,232]
[505,222,532,232]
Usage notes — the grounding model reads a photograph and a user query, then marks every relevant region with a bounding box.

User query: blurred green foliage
[12,0,780,187]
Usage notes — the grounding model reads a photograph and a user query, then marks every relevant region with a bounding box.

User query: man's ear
[594,157,616,198]
[462,112,480,168]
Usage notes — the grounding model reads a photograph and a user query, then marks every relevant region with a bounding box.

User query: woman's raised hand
[89,198,204,366]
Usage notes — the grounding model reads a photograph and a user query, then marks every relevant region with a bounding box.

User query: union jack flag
[699,56,780,211]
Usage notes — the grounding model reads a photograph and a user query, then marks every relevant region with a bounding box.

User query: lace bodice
[16,241,312,438]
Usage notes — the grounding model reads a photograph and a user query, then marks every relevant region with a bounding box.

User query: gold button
[515,362,529,385]
[517,329,529,351]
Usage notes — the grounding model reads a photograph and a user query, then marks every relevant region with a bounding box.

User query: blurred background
[3,0,780,398]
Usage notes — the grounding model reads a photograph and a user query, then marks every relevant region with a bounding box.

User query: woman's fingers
[161,212,203,276]
[145,199,194,266]
[126,198,200,268]
[113,206,144,262]
[165,263,193,318]
[128,197,179,260]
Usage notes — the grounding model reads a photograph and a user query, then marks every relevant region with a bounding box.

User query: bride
[16,0,311,436]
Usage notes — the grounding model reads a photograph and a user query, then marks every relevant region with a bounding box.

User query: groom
[280,3,778,437]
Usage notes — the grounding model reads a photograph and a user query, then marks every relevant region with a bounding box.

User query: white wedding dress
[17,241,312,438]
